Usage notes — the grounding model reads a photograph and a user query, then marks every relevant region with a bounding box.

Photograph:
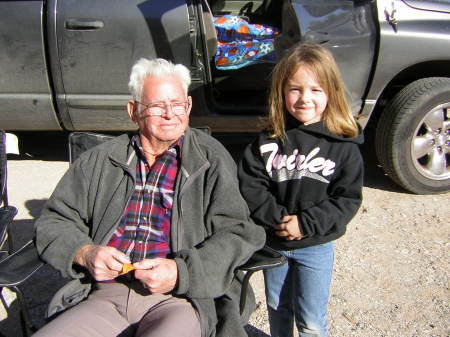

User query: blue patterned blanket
[214,15,280,70]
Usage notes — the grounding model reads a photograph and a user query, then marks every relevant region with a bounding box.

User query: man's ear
[127,100,138,124]
[186,96,192,116]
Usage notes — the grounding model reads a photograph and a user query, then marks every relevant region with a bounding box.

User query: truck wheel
[375,77,450,194]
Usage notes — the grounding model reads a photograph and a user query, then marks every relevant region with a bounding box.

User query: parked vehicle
[1,0,449,193]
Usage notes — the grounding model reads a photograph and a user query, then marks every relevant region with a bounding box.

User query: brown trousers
[32,282,201,337]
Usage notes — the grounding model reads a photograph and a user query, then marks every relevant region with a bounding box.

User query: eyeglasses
[135,100,189,116]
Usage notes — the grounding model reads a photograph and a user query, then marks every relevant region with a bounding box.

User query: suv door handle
[65,19,104,30]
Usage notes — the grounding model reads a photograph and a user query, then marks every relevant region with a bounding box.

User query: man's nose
[162,105,175,119]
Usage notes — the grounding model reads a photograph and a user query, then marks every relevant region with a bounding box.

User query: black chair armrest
[239,245,287,272]
[238,245,286,315]
[0,240,44,287]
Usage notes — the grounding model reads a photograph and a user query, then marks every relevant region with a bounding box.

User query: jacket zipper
[100,158,136,245]
[175,169,208,337]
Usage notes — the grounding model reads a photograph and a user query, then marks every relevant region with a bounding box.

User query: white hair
[128,58,191,103]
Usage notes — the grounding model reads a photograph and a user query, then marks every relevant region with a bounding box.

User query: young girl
[238,43,364,337]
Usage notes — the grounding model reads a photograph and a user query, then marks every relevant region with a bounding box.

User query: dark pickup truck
[1,0,449,194]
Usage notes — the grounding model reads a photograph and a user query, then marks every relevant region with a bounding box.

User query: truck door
[290,0,377,116]
[0,1,61,130]
[48,0,192,131]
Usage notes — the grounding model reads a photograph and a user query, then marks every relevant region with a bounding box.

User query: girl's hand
[275,215,303,241]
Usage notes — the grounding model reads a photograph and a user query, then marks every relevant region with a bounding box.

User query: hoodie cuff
[299,212,313,238]
[173,257,189,295]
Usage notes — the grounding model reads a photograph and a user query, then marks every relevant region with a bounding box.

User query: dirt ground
[1,132,449,337]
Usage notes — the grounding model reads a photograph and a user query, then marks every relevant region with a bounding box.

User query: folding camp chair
[68,131,287,318]
[0,130,44,337]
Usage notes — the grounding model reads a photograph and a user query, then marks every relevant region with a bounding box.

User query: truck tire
[375,77,450,194]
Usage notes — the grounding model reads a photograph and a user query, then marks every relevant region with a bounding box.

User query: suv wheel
[376,77,450,194]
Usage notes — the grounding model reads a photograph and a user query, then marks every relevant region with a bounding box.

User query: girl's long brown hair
[268,43,358,140]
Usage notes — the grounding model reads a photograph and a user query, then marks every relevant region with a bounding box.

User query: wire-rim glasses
[136,100,189,116]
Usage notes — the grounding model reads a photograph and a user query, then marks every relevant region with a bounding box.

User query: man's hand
[133,258,178,294]
[275,215,303,241]
[74,245,130,281]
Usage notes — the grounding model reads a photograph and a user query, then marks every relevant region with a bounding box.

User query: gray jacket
[35,128,266,337]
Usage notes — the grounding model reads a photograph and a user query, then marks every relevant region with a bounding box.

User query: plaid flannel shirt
[107,135,182,263]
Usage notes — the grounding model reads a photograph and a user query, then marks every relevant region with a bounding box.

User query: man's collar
[131,134,184,159]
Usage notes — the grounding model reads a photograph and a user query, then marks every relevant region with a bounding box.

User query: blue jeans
[263,242,335,337]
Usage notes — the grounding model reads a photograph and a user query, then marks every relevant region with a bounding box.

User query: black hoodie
[238,121,364,250]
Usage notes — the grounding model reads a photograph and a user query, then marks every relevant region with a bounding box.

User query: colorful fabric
[106,135,182,263]
[214,15,280,70]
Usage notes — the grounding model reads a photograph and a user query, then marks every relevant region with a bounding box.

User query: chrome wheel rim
[411,103,450,180]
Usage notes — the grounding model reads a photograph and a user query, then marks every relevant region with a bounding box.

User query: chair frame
[0,130,44,337]
[0,130,13,255]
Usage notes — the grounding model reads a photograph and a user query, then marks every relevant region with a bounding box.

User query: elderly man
[33,58,265,337]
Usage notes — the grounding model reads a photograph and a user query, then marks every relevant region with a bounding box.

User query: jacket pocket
[47,279,91,318]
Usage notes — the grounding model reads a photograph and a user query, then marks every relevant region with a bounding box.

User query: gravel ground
[1,133,449,337]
